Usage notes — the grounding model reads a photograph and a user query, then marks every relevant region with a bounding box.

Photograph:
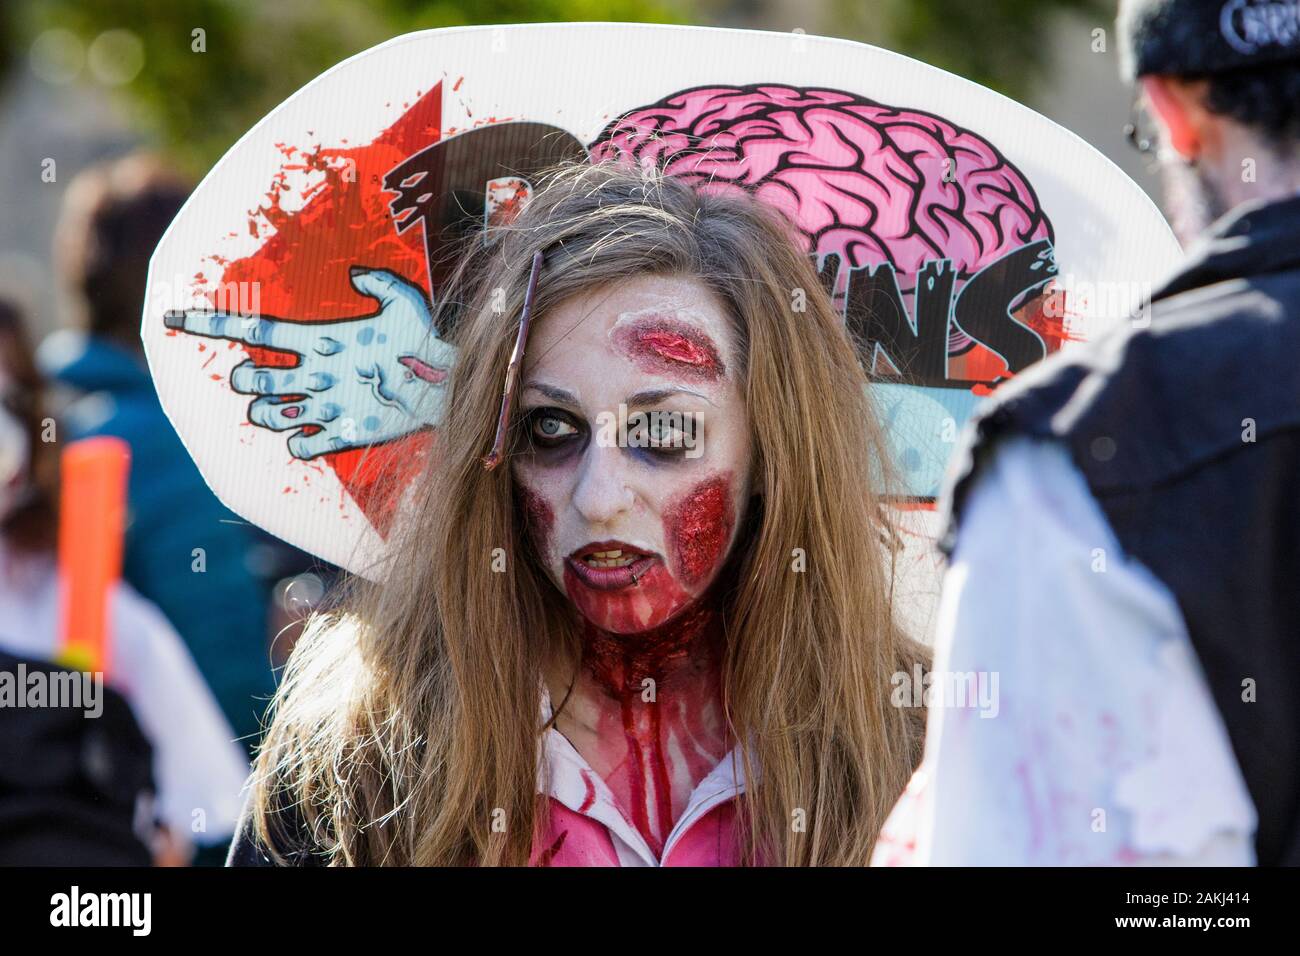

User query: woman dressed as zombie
[144,28,1179,871]
[222,159,929,866]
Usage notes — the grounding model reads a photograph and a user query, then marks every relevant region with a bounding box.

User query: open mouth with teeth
[582,548,641,568]
[566,541,659,591]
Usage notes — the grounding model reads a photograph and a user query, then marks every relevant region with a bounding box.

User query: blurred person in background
[0,298,248,864]
[875,0,1300,866]
[37,152,325,756]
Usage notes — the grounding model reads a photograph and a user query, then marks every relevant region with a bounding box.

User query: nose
[570,442,635,527]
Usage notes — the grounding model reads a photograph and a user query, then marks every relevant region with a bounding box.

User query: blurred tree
[826,0,1109,97]
[0,6,13,82]
[3,0,690,174]
[0,0,1109,174]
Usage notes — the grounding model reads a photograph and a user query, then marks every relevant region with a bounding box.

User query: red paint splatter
[892,499,938,512]
[1017,286,1080,355]
[947,286,1076,384]
[664,473,734,589]
[210,84,446,535]
[612,316,725,382]
[486,180,530,229]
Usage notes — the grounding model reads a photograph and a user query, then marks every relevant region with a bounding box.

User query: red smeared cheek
[519,486,555,558]
[556,475,737,634]
[664,473,735,590]
[612,317,725,382]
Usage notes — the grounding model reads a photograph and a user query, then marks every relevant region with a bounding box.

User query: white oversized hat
[143,22,1180,634]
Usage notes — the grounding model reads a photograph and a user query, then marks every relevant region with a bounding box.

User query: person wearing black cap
[873,0,1300,866]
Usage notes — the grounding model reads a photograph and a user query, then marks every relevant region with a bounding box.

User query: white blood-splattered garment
[872,438,1257,866]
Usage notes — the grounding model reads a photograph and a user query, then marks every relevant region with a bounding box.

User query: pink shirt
[531,690,748,867]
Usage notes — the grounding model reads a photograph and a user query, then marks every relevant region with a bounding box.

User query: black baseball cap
[1119,0,1300,78]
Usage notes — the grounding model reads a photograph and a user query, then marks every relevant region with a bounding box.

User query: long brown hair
[252,159,928,866]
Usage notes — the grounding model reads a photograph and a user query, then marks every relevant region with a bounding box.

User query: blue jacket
[39,331,276,752]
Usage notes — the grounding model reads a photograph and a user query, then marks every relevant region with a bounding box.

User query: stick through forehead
[482,249,545,470]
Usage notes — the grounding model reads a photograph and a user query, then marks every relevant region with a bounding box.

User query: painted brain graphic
[588,85,1054,293]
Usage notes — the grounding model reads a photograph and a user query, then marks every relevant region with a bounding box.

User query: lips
[565,540,659,591]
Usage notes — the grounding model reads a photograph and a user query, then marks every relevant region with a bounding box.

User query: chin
[561,557,696,635]
[579,597,692,635]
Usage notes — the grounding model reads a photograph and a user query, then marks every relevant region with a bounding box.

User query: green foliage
[829,0,1110,97]
[1,0,1111,174]
[5,0,689,174]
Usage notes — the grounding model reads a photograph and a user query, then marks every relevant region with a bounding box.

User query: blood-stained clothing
[227,687,749,866]
[531,688,747,866]
[870,439,1256,866]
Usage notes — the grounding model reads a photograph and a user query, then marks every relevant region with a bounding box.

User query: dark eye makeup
[527,408,582,447]
[518,407,585,457]
[625,410,699,457]
[517,405,701,465]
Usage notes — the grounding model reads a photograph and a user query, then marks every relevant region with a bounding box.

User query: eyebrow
[523,382,580,405]
[625,386,716,408]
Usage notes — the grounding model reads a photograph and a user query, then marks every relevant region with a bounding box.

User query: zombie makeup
[561,468,734,634]
[662,473,734,591]
[575,598,727,855]
[609,309,727,383]
[511,275,752,857]
[511,274,752,639]
[519,486,555,561]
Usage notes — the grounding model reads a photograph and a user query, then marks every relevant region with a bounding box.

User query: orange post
[56,436,131,678]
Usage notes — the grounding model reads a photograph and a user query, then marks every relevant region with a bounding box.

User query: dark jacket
[942,194,1300,866]
[0,651,154,865]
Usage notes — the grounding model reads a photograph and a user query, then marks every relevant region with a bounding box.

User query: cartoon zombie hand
[164,266,456,459]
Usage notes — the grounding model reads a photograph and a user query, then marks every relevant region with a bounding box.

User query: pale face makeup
[511,273,753,635]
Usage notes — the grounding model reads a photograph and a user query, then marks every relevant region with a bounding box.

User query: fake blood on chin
[562,472,736,634]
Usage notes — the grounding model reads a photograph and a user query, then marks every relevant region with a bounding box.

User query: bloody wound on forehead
[482,249,545,471]
[612,315,726,382]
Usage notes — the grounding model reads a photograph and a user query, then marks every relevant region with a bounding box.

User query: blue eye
[535,415,575,438]
[526,409,581,449]
[628,411,697,458]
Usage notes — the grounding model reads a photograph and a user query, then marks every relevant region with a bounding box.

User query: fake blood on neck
[561,471,734,697]
[579,601,725,857]
[569,473,736,855]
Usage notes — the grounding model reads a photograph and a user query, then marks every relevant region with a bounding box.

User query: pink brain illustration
[588,84,1054,294]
